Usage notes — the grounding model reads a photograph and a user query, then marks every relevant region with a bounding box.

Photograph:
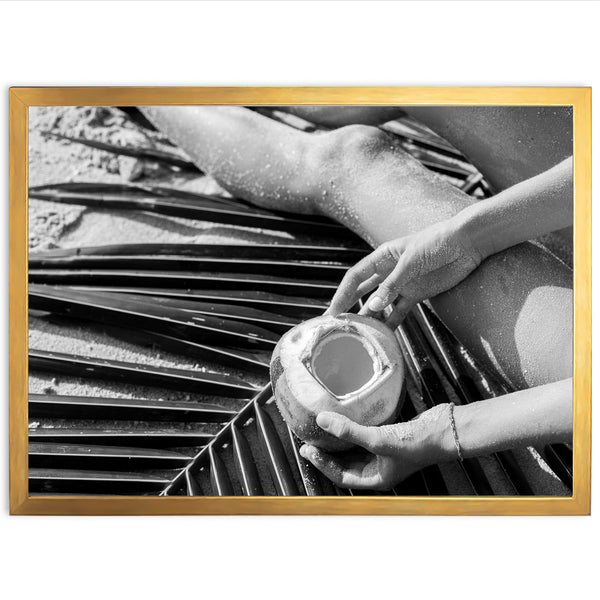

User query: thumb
[316,412,381,452]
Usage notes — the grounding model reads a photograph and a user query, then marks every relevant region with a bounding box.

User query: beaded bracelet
[448,402,464,461]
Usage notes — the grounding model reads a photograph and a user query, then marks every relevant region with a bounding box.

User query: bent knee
[312,124,396,170]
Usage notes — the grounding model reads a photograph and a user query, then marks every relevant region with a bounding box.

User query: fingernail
[299,445,313,460]
[316,412,333,430]
[368,296,385,312]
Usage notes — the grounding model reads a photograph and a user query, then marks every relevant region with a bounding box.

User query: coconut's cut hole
[311,333,376,398]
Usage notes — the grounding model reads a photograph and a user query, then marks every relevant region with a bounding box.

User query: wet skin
[141,106,572,391]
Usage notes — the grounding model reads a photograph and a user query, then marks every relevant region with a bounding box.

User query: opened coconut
[270,313,405,451]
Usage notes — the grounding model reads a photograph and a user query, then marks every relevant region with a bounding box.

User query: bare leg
[142,106,323,215]
[405,106,573,191]
[141,106,572,390]
[273,105,573,190]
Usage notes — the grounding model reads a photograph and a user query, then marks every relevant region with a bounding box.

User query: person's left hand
[325,217,483,328]
[299,406,454,490]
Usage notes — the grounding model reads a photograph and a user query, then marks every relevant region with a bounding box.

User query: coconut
[270,313,405,451]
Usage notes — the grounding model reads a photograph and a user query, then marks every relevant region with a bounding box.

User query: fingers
[360,254,416,316]
[327,274,381,316]
[355,273,382,298]
[315,412,382,452]
[299,445,381,489]
[325,257,377,316]
[326,245,398,316]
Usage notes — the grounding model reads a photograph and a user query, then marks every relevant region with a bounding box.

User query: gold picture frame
[9,86,591,515]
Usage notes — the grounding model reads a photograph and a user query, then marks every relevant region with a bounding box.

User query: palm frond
[42,130,198,172]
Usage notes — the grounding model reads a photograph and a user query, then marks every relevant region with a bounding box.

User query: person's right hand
[299,404,456,490]
[326,216,483,327]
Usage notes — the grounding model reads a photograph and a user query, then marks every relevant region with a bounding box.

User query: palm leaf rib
[30,242,369,262]
[41,131,200,172]
[29,349,259,398]
[60,286,328,318]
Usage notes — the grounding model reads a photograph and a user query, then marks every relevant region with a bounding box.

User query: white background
[1,2,597,599]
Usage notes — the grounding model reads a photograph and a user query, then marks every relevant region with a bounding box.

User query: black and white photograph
[27,103,574,498]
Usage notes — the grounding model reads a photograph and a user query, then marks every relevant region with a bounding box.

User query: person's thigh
[313,125,573,390]
[405,106,573,191]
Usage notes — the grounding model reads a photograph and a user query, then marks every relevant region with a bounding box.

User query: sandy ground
[27,106,569,496]
[28,106,301,396]
[28,107,281,441]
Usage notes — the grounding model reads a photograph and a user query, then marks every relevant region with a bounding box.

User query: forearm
[432,378,573,463]
[457,157,573,260]
[274,106,406,127]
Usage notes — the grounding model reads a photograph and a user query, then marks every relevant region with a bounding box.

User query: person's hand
[299,405,455,490]
[326,217,483,327]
